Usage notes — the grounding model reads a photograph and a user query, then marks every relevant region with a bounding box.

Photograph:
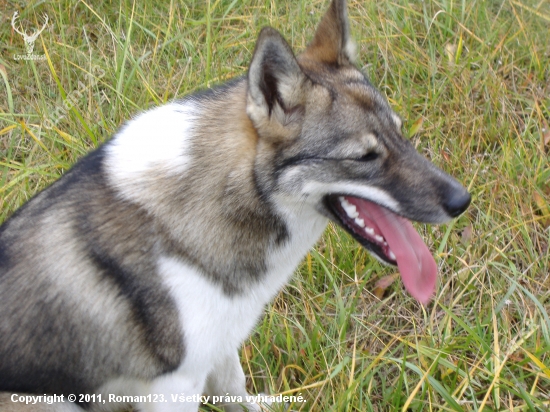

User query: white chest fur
[157,202,328,376]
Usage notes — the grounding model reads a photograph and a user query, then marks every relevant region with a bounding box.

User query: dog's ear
[247,27,308,140]
[301,0,356,65]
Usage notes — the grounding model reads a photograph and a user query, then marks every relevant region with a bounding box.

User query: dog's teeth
[342,203,358,219]
[355,218,365,228]
[374,235,384,243]
[339,197,350,207]
[388,250,396,260]
[365,227,375,236]
[339,197,357,218]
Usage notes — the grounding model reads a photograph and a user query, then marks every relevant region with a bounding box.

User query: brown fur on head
[300,0,356,65]
[246,0,357,143]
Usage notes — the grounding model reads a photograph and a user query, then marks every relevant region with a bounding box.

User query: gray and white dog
[0,0,470,411]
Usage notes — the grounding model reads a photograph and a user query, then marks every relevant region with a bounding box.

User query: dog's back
[0,146,184,394]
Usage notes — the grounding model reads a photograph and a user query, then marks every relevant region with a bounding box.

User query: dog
[0,0,470,411]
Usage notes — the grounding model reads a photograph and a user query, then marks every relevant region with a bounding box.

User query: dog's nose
[443,188,471,217]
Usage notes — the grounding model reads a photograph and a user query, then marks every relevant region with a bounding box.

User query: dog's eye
[357,152,379,162]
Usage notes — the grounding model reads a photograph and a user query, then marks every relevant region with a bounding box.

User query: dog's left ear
[247,27,308,140]
[301,0,356,65]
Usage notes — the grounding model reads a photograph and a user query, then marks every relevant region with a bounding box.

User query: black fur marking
[0,240,11,274]
[72,163,185,373]
[0,366,91,403]
[0,286,101,398]
[87,249,181,372]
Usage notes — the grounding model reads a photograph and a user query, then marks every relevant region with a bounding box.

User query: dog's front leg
[138,372,207,412]
[204,351,268,412]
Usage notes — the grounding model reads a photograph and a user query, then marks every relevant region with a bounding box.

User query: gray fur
[0,149,184,394]
[0,0,469,410]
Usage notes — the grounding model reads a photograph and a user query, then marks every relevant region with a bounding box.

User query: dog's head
[246,0,470,304]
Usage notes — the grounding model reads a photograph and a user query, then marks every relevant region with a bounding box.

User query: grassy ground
[1,0,549,410]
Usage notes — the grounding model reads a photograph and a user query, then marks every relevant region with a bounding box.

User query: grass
[1,0,549,410]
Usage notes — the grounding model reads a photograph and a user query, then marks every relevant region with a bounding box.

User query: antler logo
[12,11,48,61]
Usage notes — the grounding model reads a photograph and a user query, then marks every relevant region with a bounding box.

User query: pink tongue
[350,198,437,304]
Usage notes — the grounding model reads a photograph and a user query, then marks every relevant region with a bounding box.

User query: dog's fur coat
[0,0,470,411]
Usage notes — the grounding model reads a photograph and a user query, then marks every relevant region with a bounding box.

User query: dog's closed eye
[356,152,379,162]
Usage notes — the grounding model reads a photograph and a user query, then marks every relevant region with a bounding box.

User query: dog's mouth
[325,195,438,304]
